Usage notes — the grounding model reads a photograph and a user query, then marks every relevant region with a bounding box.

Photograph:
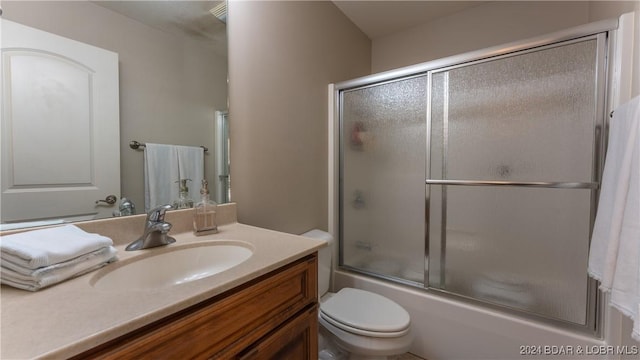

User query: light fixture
[209,1,227,24]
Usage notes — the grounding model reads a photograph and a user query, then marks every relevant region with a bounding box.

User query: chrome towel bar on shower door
[425,179,599,189]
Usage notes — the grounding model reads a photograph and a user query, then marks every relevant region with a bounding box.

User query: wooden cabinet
[73,254,318,360]
[235,304,318,360]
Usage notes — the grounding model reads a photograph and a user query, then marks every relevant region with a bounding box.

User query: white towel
[588,95,640,341]
[2,245,115,276]
[0,225,113,269]
[1,246,117,291]
[636,303,640,341]
[144,144,205,211]
[0,219,65,231]
[176,145,205,191]
[144,143,179,211]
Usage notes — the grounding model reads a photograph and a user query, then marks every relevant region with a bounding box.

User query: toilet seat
[319,288,410,338]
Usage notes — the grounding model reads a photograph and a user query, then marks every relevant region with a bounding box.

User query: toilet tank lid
[301,229,333,244]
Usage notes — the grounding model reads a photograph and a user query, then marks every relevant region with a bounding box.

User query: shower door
[427,36,606,328]
[339,32,608,331]
[340,76,428,285]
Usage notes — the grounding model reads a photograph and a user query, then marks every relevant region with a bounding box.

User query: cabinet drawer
[236,305,318,360]
[76,254,317,359]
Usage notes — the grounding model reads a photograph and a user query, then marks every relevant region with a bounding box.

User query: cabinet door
[237,305,318,360]
[73,255,318,360]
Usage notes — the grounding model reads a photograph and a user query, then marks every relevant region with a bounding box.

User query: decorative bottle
[193,179,218,235]
[173,179,194,209]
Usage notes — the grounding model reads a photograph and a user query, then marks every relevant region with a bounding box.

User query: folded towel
[0,219,65,231]
[1,246,117,291]
[588,95,640,341]
[0,225,113,269]
[2,245,115,276]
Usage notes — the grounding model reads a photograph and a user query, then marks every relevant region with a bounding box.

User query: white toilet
[302,230,413,360]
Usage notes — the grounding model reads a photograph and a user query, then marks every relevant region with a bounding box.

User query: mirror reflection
[1,0,229,229]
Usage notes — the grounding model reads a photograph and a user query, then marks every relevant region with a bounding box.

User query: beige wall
[371,1,592,72]
[371,1,639,96]
[228,0,640,353]
[227,0,371,234]
[588,1,640,98]
[2,1,228,211]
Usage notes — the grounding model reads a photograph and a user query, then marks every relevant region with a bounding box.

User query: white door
[1,19,120,224]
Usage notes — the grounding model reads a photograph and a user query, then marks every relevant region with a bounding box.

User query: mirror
[1,0,228,228]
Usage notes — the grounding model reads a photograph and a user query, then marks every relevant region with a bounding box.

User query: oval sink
[91,241,253,290]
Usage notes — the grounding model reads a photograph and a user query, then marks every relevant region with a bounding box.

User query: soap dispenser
[173,179,194,209]
[193,179,218,235]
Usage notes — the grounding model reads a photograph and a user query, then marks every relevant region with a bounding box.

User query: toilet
[302,230,413,360]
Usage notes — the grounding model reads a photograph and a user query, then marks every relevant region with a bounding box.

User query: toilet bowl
[320,288,413,359]
[302,230,413,360]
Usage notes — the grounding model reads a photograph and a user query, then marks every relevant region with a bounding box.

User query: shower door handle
[425,179,599,189]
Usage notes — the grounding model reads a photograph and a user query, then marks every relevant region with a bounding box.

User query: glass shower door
[340,75,428,285]
[427,36,605,326]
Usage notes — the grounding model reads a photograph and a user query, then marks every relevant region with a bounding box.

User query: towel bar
[129,140,208,152]
[426,179,599,189]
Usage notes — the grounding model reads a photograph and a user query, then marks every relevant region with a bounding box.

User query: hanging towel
[144,143,179,211]
[1,246,117,291]
[588,95,640,341]
[0,225,113,269]
[176,145,205,189]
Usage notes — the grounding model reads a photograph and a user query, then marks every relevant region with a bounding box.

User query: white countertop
[1,221,325,359]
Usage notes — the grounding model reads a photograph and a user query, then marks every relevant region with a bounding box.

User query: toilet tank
[301,229,333,296]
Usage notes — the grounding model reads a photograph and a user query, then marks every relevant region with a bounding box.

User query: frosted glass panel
[338,33,604,330]
[431,40,598,183]
[430,186,592,325]
[341,76,427,284]
[427,38,602,326]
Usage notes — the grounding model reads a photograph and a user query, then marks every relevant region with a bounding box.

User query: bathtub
[333,269,617,360]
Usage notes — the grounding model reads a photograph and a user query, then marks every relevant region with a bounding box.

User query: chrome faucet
[125,204,176,251]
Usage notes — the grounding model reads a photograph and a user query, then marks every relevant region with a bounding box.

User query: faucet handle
[147,204,173,222]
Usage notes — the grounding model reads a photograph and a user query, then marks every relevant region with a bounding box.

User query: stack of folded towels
[1,225,117,291]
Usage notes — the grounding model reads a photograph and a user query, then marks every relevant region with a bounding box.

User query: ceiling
[332,1,488,39]
[92,1,487,46]
[93,1,226,44]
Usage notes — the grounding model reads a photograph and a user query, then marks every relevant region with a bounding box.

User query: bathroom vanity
[0,204,325,359]
[74,254,318,359]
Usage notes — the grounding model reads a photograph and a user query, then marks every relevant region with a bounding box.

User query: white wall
[2,1,228,210]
